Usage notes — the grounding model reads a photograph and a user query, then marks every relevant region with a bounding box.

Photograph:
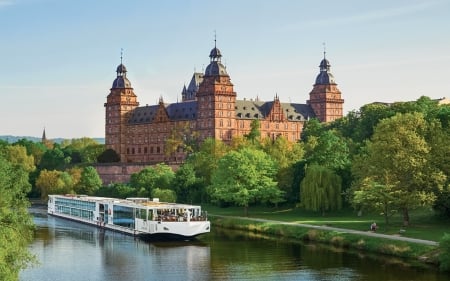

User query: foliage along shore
[209,215,441,269]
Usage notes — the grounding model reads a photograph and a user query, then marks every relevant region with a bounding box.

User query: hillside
[0,135,105,144]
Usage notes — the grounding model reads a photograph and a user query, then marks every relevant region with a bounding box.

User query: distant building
[104,42,344,164]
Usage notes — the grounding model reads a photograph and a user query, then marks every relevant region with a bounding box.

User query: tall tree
[129,164,175,196]
[209,148,284,215]
[0,156,35,280]
[78,166,102,195]
[187,138,228,186]
[300,164,342,215]
[245,119,261,144]
[262,136,304,202]
[352,112,446,226]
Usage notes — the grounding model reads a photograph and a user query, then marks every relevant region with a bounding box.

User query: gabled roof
[128,101,197,124]
[235,99,314,121]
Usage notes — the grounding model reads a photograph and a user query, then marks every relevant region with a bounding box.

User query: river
[20,207,448,281]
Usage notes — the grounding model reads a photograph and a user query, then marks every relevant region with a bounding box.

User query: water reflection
[21,208,447,281]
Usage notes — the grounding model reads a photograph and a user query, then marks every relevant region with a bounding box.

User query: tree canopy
[209,147,284,215]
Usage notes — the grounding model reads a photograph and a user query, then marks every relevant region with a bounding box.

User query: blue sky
[1,0,449,138]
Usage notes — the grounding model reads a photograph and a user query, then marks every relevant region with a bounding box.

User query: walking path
[210,215,439,246]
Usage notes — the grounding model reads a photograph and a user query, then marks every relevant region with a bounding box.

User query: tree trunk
[402,207,409,226]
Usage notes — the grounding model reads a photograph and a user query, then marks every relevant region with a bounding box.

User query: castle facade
[104,43,343,163]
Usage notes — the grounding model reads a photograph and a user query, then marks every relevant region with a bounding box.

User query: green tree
[262,136,304,202]
[305,130,350,171]
[209,148,284,215]
[351,179,399,225]
[78,166,102,195]
[129,164,175,196]
[35,169,67,199]
[0,156,35,280]
[2,145,35,173]
[173,163,203,203]
[245,119,261,144]
[187,138,228,186]
[352,112,446,226]
[300,164,342,215]
[39,146,68,170]
[152,188,177,202]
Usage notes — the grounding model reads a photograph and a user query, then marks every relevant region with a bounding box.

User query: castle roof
[235,99,314,121]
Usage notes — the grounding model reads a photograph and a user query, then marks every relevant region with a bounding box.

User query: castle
[104,42,344,164]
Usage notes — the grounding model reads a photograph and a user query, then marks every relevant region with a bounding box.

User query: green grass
[204,204,450,242]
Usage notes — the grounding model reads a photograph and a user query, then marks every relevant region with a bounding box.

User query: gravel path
[211,215,439,246]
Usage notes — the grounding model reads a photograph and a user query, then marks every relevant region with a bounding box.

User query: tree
[352,112,446,226]
[152,188,177,203]
[35,169,67,199]
[209,148,284,215]
[2,145,35,173]
[351,179,399,225]
[97,148,120,163]
[300,164,342,215]
[39,147,68,170]
[262,136,304,202]
[245,119,261,144]
[78,166,102,195]
[0,156,35,280]
[304,130,350,171]
[129,164,175,196]
[187,138,228,186]
[173,163,203,203]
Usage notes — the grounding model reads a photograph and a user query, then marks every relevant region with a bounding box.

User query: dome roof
[116,63,127,73]
[112,76,132,88]
[314,55,336,85]
[209,47,222,59]
[315,72,335,85]
[112,63,132,88]
[205,61,228,76]
[319,58,330,70]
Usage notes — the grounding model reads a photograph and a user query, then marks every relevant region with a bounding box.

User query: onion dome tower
[104,50,139,160]
[196,37,236,142]
[307,49,344,122]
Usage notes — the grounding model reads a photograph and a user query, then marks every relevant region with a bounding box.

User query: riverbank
[209,215,441,268]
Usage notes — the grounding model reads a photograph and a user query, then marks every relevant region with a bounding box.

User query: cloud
[0,0,14,8]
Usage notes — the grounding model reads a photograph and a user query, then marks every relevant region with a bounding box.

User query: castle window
[157,147,160,153]
[138,147,141,153]
[127,148,130,154]
[219,119,223,127]
[144,147,147,153]
[132,148,135,154]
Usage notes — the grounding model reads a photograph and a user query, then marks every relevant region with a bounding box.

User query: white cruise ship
[47,194,210,240]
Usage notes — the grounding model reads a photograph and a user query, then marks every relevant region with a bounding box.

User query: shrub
[439,233,450,271]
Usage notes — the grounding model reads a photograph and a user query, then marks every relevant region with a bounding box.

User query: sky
[1,0,449,139]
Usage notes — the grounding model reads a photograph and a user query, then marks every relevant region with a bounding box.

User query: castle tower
[196,41,236,142]
[104,55,139,160]
[307,51,344,122]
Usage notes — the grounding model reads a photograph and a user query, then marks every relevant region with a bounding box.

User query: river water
[20,208,448,281]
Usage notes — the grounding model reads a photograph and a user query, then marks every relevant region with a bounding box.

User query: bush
[439,233,450,271]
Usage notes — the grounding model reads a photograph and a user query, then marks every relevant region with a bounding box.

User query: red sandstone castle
[104,43,343,164]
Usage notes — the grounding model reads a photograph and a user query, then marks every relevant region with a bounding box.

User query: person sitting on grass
[370,222,377,232]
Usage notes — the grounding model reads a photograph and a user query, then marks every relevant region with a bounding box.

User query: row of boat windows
[55,198,96,211]
[55,206,94,221]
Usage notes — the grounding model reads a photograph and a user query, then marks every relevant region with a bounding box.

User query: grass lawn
[205,204,450,242]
